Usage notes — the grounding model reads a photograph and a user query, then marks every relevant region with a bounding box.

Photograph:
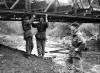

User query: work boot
[23,53,30,58]
[38,54,43,58]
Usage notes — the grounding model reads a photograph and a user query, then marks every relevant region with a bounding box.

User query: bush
[78,23,100,51]
[47,22,71,38]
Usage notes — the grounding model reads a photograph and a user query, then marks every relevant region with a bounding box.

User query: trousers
[36,39,46,57]
[26,37,33,54]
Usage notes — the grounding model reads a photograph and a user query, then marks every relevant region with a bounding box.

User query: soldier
[70,22,79,36]
[22,15,34,58]
[68,22,85,64]
[70,22,88,59]
[32,17,48,58]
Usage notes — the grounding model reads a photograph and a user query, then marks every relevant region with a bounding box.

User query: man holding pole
[32,15,48,58]
[22,14,35,58]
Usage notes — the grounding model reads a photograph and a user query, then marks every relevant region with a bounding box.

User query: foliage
[78,23,100,51]
[78,23,99,41]
[47,22,71,38]
[0,21,23,35]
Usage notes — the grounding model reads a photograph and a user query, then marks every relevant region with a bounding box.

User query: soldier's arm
[29,15,36,23]
[45,14,48,28]
[45,22,48,28]
[22,20,28,31]
[31,23,36,28]
[31,22,39,28]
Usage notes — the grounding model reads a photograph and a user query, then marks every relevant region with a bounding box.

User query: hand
[45,14,48,22]
[30,15,36,23]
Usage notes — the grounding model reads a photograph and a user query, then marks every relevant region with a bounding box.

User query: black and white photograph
[0,0,100,73]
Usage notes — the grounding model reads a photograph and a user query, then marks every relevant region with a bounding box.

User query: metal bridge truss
[0,0,100,23]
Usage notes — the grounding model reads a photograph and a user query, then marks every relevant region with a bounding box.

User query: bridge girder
[0,9,100,23]
[0,0,100,23]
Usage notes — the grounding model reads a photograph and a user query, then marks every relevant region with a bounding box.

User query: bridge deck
[0,9,100,23]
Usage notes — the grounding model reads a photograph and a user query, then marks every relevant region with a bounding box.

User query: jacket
[22,20,32,40]
[32,22,48,40]
[22,20,31,31]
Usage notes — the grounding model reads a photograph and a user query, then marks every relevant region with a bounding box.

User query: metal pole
[10,0,19,9]
[25,0,31,12]
[73,0,78,15]
[54,0,57,12]
[79,0,84,8]
[44,0,54,12]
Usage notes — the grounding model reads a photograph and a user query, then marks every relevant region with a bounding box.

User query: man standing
[70,22,87,58]
[32,17,48,58]
[22,15,34,58]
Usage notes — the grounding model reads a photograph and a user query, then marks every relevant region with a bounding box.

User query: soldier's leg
[29,37,34,54]
[26,37,30,54]
[41,40,46,57]
[36,39,42,57]
[26,37,33,55]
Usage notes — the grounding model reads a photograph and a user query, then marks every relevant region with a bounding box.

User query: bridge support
[25,0,31,12]
[10,0,19,9]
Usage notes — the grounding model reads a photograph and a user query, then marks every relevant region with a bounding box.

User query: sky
[58,0,72,3]
[31,0,73,4]
[36,0,71,3]
[41,0,73,5]
[30,0,91,8]
[58,0,73,5]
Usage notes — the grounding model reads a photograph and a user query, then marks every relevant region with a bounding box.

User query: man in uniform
[32,17,48,58]
[68,22,86,64]
[22,15,34,58]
